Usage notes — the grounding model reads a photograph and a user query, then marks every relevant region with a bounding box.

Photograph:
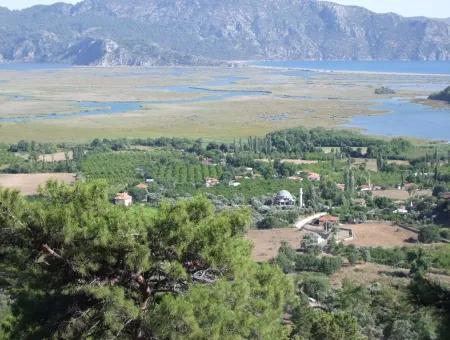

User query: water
[346,98,450,141]
[0,101,142,123]
[0,63,72,71]
[253,60,450,75]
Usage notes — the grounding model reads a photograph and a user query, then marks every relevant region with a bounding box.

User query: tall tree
[0,182,293,339]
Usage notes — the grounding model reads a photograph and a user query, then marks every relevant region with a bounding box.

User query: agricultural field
[372,189,432,201]
[0,173,76,195]
[343,222,418,247]
[246,228,309,262]
[81,150,223,188]
[331,263,450,287]
[38,151,73,162]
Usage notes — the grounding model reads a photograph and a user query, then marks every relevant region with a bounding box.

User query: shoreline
[247,63,450,78]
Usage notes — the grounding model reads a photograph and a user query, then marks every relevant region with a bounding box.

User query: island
[374,86,396,95]
[429,86,450,103]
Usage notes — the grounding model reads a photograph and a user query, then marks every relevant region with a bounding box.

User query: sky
[0,0,449,18]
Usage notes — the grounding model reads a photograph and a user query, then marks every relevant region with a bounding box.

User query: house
[394,206,408,214]
[205,177,220,188]
[337,184,346,191]
[114,192,133,207]
[439,192,450,200]
[228,181,241,187]
[352,198,367,207]
[135,183,148,190]
[201,158,214,166]
[307,172,321,181]
[359,184,372,192]
[318,215,339,225]
[273,190,296,206]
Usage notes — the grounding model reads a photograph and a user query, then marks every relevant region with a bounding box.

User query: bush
[418,227,441,244]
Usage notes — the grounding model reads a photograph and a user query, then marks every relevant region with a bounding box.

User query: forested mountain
[0,0,449,66]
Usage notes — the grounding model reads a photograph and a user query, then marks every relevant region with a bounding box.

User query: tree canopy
[0,181,293,339]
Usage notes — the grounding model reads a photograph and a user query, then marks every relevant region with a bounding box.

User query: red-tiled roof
[319,215,339,223]
[115,192,132,201]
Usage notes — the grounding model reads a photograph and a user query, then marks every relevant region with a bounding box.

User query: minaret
[299,187,304,208]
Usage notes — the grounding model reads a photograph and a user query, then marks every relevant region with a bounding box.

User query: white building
[114,192,133,207]
[273,190,296,206]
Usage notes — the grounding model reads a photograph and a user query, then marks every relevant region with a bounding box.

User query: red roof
[115,192,132,201]
[319,215,339,223]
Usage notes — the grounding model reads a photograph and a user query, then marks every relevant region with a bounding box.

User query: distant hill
[429,86,450,103]
[0,0,449,66]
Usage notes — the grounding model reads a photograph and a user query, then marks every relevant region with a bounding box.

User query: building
[394,206,408,214]
[114,192,133,207]
[205,177,220,188]
[135,183,149,190]
[307,172,321,181]
[318,215,339,231]
[337,183,346,191]
[439,192,450,200]
[359,184,372,192]
[273,190,296,206]
[228,181,241,187]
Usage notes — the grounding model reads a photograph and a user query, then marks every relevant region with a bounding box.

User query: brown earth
[331,263,450,288]
[0,173,76,195]
[372,189,432,201]
[343,222,417,247]
[38,151,73,162]
[246,228,309,262]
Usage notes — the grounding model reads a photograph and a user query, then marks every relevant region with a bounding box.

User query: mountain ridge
[0,0,448,66]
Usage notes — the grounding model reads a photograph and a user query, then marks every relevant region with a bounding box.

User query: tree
[0,182,293,339]
[418,227,441,244]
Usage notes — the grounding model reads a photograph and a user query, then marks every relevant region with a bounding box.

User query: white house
[114,192,133,207]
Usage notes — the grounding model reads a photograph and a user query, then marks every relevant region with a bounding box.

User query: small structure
[273,190,296,206]
[439,192,450,200]
[307,172,321,181]
[288,176,303,181]
[114,192,133,207]
[201,158,214,166]
[205,177,220,188]
[135,183,148,190]
[228,180,241,187]
[318,215,339,232]
[359,184,372,192]
[394,206,408,214]
[352,198,367,207]
[336,183,346,191]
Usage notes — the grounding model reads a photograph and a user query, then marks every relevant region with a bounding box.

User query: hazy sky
[0,0,449,18]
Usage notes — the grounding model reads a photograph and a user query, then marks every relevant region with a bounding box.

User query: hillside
[0,0,449,65]
[429,86,450,103]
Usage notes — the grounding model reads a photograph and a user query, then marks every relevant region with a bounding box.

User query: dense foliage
[429,86,450,103]
[0,182,293,339]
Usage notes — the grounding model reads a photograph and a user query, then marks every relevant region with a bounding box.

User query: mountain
[0,0,449,66]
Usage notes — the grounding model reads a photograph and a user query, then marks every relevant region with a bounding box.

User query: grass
[1,66,448,143]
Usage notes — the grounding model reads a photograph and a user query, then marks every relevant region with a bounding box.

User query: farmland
[0,173,75,195]
[81,150,223,188]
[343,222,418,247]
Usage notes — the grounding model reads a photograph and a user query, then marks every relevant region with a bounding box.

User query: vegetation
[429,86,450,103]
[0,182,293,339]
[1,127,450,338]
[374,86,396,95]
